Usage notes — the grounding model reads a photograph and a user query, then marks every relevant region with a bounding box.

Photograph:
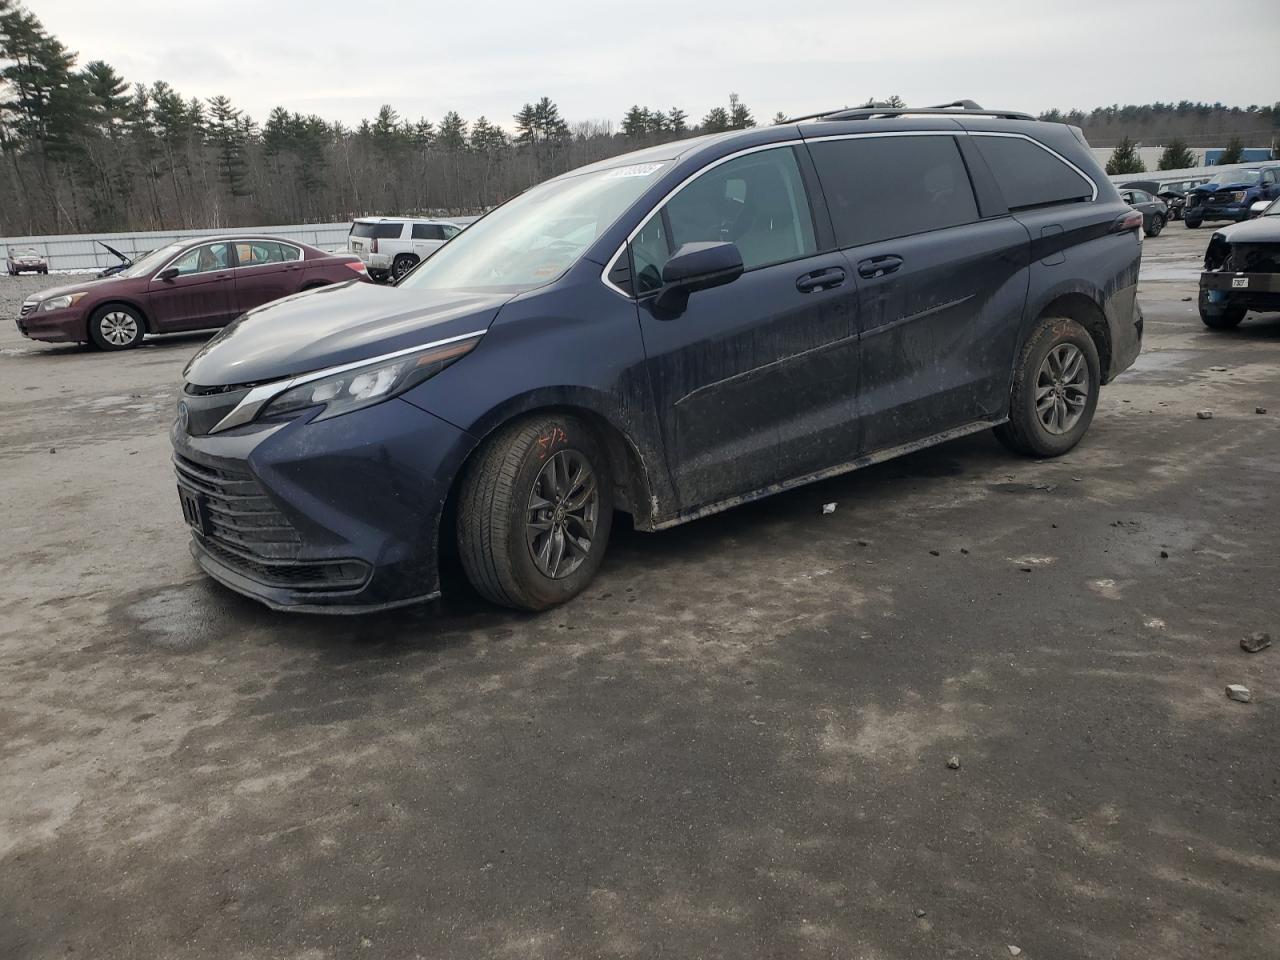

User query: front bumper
[15,306,85,342]
[1200,270,1280,314]
[171,396,476,613]
[1187,204,1250,223]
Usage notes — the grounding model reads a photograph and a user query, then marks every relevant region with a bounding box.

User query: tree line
[0,1,767,236]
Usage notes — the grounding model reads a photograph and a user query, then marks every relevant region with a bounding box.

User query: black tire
[391,254,419,282]
[1185,217,1202,229]
[994,316,1101,458]
[87,303,145,351]
[457,414,613,611]
[1198,295,1246,330]
[1145,215,1164,237]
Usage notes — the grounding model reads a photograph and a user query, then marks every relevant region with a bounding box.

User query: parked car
[16,236,369,350]
[347,217,462,282]
[1118,187,1169,236]
[95,240,139,278]
[1198,197,1280,329]
[174,101,1143,615]
[1184,165,1280,228]
[6,247,48,275]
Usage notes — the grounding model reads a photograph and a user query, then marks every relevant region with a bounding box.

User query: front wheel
[457,414,613,611]
[1145,215,1164,237]
[1199,301,1246,330]
[88,304,145,350]
[994,316,1100,458]
[1185,217,1202,229]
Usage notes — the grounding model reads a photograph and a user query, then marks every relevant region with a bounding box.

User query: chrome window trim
[208,329,488,434]
[599,129,1099,298]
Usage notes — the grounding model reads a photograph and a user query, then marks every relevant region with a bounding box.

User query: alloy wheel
[100,311,138,346]
[525,449,599,580]
[1035,343,1089,435]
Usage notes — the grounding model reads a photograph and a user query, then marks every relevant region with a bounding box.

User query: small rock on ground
[1196,410,1213,420]
[1226,684,1252,703]
[1008,947,1022,957]
[913,908,926,918]
[1241,632,1272,654]
[1257,407,1268,415]
[946,756,961,770]
[1209,365,1227,372]
[822,502,836,514]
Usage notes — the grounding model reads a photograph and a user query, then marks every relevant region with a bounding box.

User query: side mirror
[652,241,744,318]
[157,267,179,282]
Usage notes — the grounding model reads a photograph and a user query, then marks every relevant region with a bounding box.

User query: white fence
[1,222,356,273]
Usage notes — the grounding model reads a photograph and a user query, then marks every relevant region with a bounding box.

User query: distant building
[1089,145,1275,170]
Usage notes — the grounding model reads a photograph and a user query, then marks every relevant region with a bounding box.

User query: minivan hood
[183,281,508,387]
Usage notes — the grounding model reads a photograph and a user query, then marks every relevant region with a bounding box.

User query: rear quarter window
[351,222,405,240]
[973,136,1094,211]
[807,135,979,247]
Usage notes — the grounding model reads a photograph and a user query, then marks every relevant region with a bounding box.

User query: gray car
[1118,188,1168,237]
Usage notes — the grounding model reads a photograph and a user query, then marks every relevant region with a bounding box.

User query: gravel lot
[2,227,1278,959]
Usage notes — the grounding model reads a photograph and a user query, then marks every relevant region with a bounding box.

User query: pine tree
[1217,136,1244,165]
[728,92,754,130]
[622,104,647,137]
[437,111,468,150]
[1157,138,1196,170]
[772,111,789,125]
[701,106,730,133]
[207,94,249,197]
[666,107,687,134]
[1105,136,1145,175]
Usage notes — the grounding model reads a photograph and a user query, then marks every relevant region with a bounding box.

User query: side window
[170,242,231,276]
[235,241,298,266]
[972,135,1094,210]
[630,146,817,293]
[442,224,461,239]
[372,222,403,240]
[808,135,979,248]
[412,223,442,240]
[1264,170,1277,186]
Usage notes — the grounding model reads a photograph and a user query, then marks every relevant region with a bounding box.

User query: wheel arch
[1017,288,1113,386]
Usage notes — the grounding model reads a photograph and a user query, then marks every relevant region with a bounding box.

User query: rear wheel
[994,316,1100,458]
[88,304,145,351]
[1185,217,1202,229]
[457,414,613,611]
[391,254,419,281]
[1145,215,1164,237]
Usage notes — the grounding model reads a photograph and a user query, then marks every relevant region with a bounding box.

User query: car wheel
[994,316,1100,458]
[1146,215,1164,237]
[391,254,419,281]
[457,414,613,611]
[88,304,145,351]
[1185,217,1202,229]
[1199,299,1246,330]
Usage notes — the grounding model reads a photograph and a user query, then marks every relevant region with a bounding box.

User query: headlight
[38,292,87,312]
[1230,191,1246,203]
[259,335,482,423]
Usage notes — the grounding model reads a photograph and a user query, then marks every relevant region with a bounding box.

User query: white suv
[347,217,461,281]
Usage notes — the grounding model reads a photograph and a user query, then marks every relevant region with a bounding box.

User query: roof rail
[785,100,1035,123]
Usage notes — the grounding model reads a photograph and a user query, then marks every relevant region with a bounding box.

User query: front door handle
[857,255,903,279]
[796,266,846,293]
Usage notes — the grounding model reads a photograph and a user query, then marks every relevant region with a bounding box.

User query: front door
[630,144,858,511]
[145,241,236,332]
[805,133,1029,453]
[231,240,305,314]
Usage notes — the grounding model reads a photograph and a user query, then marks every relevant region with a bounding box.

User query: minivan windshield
[116,243,184,279]
[397,161,668,294]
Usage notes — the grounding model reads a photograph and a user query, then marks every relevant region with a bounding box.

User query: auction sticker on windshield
[603,163,664,179]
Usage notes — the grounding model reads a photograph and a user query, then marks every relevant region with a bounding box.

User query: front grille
[174,454,301,560]
[1209,191,1238,205]
[197,537,369,591]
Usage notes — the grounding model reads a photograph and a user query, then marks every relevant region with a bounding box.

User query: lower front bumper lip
[190,538,439,615]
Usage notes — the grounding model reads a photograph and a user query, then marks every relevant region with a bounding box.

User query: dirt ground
[1,226,1277,959]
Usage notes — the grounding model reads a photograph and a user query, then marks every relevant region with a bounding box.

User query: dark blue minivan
[174,103,1143,614]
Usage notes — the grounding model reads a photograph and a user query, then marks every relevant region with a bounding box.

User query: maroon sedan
[16,236,370,350]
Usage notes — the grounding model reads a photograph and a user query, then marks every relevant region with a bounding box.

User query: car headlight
[1230,191,1246,203]
[259,335,482,423]
[38,292,87,312]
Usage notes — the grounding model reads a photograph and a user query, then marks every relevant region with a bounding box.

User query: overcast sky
[37,0,1280,131]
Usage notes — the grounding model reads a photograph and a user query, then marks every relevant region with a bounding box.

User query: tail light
[345,261,367,274]
[1112,210,1144,233]
[371,238,379,254]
